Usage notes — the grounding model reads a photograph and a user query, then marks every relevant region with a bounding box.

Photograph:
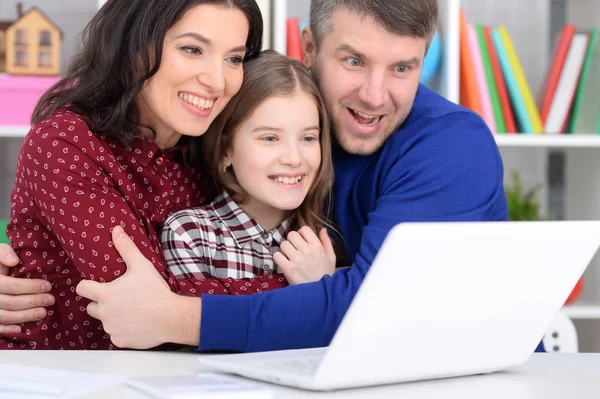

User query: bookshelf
[269,0,600,352]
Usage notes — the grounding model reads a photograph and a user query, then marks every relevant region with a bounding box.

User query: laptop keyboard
[257,356,323,376]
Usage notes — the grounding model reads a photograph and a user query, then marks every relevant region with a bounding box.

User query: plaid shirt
[161,190,291,295]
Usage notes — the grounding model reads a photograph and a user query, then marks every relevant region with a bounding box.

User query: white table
[3,351,599,398]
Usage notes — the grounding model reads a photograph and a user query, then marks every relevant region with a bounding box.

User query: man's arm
[77,226,201,348]
[78,113,507,351]
[0,244,54,333]
[199,113,508,352]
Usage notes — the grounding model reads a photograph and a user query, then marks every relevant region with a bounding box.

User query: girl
[161,50,339,294]
[0,0,262,350]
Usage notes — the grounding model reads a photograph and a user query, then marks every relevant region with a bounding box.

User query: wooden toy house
[0,3,62,76]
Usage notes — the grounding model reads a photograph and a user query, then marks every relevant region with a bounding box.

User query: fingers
[0,274,52,295]
[0,324,22,334]
[279,241,300,263]
[0,307,47,326]
[111,226,149,272]
[0,244,19,272]
[86,301,101,320]
[319,228,336,264]
[297,226,320,244]
[285,231,308,253]
[273,251,291,270]
[76,280,104,302]
[0,292,55,311]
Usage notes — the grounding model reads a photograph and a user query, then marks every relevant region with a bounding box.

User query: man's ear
[301,26,316,70]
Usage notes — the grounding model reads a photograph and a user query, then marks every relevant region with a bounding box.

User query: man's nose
[358,70,389,110]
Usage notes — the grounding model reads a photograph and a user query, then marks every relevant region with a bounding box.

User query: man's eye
[346,57,361,67]
[396,65,409,73]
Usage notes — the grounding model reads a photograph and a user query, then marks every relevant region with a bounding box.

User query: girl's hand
[274,227,336,285]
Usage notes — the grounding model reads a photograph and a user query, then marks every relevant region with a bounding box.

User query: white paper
[0,364,124,398]
[127,372,272,399]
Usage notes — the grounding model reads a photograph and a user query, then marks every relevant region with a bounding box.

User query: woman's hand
[0,244,55,333]
[274,227,336,285]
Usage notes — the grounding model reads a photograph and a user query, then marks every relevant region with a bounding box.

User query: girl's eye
[302,136,318,142]
[346,57,361,67]
[262,136,277,142]
[182,46,202,55]
[227,56,244,65]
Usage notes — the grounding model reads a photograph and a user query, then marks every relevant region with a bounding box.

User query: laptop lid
[315,221,600,388]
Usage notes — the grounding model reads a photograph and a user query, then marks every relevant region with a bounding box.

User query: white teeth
[273,175,303,185]
[352,109,381,125]
[178,92,214,110]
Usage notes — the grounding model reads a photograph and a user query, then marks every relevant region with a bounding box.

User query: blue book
[492,29,534,134]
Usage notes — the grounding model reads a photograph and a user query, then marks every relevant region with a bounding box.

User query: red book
[286,18,303,61]
[538,24,577,125]
[483,25,517,133]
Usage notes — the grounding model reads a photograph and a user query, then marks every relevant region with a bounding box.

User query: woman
[0,0,261,350]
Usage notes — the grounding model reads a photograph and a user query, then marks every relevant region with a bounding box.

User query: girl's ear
[223,151,232,169]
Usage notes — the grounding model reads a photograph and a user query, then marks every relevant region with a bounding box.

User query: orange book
[484,26,517,133]
[539,24,577,125]
[459,10,482,116]
[286,18,303,61]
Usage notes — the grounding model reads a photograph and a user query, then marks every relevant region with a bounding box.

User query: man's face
[303,8,427,155]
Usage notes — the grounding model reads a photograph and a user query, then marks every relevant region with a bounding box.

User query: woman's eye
[182,46,202,55]
[346,57,361,67]
[227,56,244,65]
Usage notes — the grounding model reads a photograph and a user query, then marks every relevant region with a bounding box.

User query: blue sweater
[198,84,520,352]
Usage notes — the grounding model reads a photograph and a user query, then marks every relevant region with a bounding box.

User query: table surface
[3,351,600,398]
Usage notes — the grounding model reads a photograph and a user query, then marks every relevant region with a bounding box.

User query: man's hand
[274,227,336,285]
[76,226,201,349]
[0,244,55,334]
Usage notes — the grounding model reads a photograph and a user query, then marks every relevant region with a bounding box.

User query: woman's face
[137,4,249,148]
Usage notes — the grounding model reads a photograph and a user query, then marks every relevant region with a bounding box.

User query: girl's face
[137,4,248,149]
[225,90,322,229]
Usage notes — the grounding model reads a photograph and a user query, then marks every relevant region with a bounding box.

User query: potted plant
[504,171,582,304]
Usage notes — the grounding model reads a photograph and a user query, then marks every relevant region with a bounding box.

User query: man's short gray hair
[309,0,438,50]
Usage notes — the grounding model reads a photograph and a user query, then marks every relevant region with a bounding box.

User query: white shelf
[495,134,600,148]
[0,125,29,138]
[563,301,600,320]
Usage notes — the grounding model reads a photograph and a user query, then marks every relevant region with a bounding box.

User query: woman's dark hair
[31,0,262,146]
[202,50,338,245]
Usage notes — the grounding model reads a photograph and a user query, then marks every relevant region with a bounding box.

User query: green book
[476,24,506,133]
[568,28,600,134]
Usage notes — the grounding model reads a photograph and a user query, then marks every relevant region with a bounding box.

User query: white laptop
[198,221,600,391]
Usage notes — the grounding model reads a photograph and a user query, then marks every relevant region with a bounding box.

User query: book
[538,24,577,125]
[483,26,517,133]
[286,18,303,61]
[544,33,589,134]
[476,24,504,133]
[492,28,532,133]
[568,29,600,134]
[496,26,544,134]
[468,23,496,132]
[459,10,482,117]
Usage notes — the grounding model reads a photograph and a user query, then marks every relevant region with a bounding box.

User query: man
[0,0,529,351]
